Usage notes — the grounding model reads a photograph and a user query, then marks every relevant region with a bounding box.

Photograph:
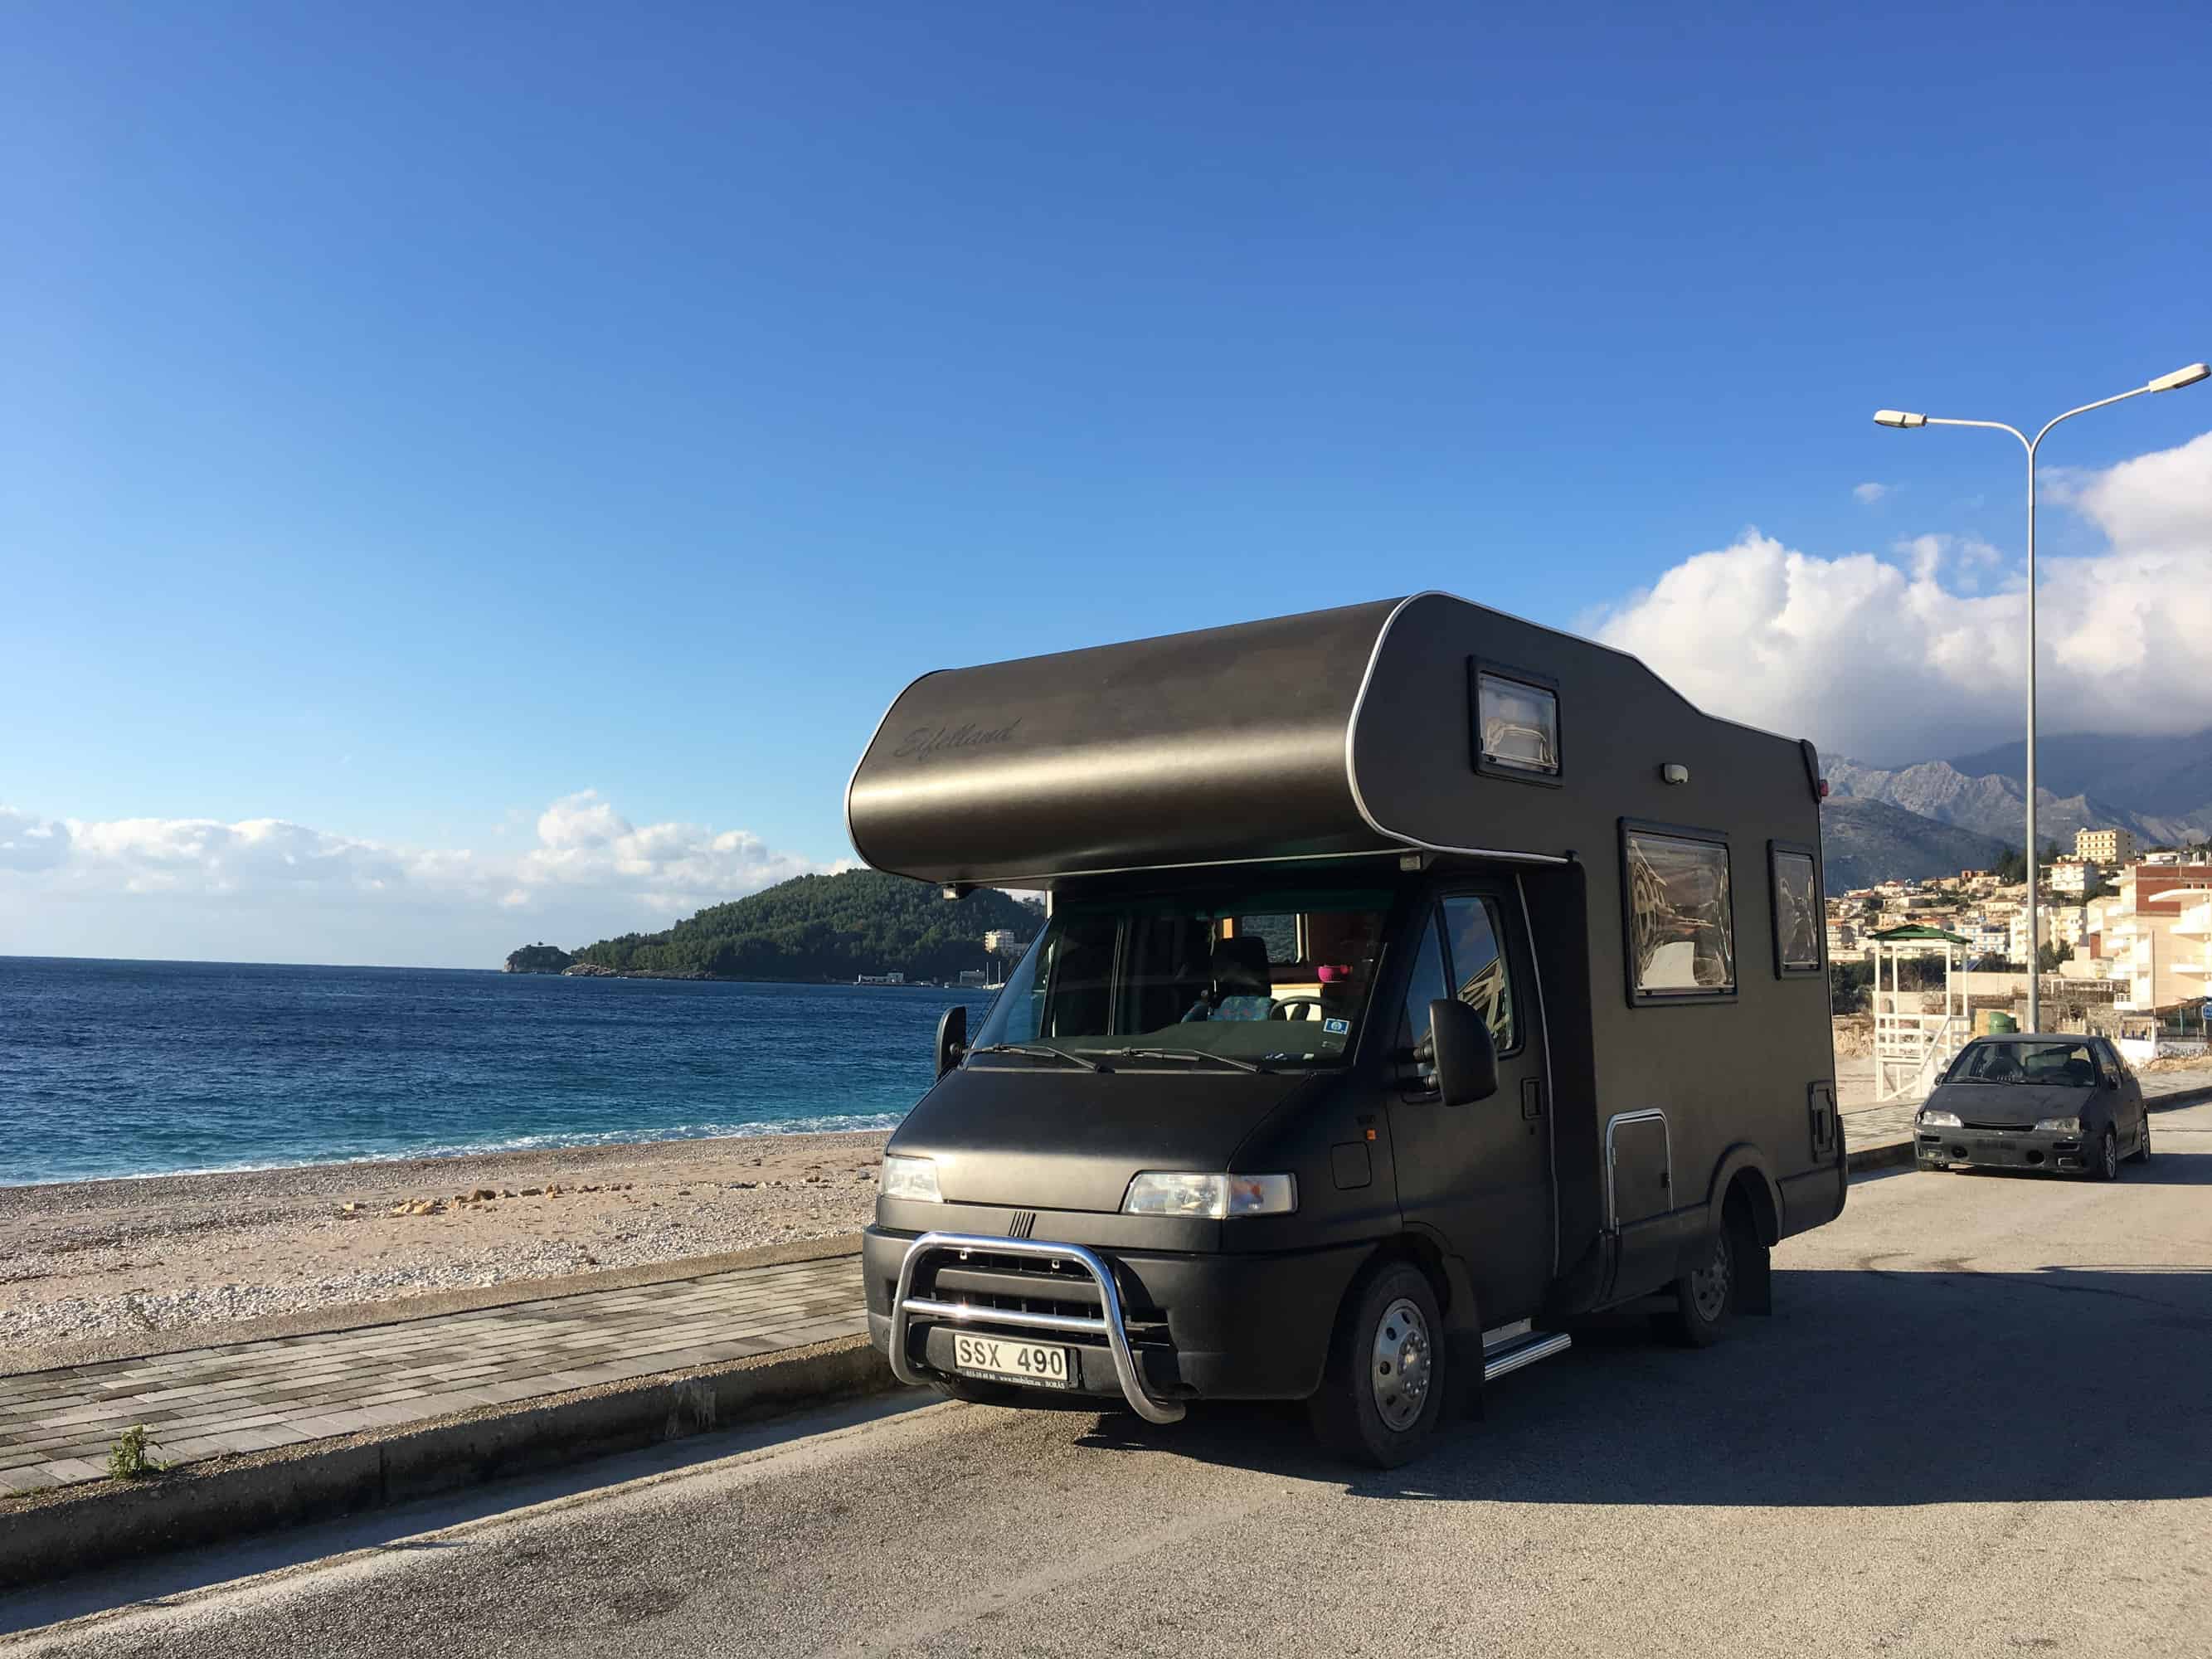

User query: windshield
[970,888,1391,1068]
[1947,1039,2102,1087]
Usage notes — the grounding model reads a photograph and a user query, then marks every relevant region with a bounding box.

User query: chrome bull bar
[889,1231,1185,1425]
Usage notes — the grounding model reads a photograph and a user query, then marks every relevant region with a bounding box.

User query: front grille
[1963,1121,2030,1133]
[912,1248,1169,1340]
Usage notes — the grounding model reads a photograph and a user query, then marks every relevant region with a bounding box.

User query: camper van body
[849,594,1845,1462]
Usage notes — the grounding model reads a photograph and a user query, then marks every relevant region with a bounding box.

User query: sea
[0,957,996,1188]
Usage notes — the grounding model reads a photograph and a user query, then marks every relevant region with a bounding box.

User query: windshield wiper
[1103,1047,1275,1075]
[965,1044,1101,1072]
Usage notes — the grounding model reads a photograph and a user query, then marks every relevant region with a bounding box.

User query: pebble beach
[0,1128,892,1373]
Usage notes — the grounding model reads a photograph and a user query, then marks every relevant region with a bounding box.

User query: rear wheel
[1308,1260,1447,1468]
[2091,1126,2120,1182]
[1661,1209,1750,1348]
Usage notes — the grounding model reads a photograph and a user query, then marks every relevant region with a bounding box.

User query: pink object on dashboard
[1316,964,1352,983]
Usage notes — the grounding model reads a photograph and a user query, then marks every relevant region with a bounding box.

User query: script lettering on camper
[892,718,1023,761]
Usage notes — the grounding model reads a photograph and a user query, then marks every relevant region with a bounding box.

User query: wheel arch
[1706,1144,1782,1247]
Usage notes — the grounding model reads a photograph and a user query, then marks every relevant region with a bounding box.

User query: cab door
[1386,883,1553,1324]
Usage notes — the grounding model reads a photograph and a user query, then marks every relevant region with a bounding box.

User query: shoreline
[0,1115,907,1195]
[0,1126,894,1375]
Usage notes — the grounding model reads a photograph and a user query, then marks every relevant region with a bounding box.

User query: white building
[2077,827,2138,865]
[2048,859,2097,898]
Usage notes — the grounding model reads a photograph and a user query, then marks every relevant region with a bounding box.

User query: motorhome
[848,593,1845,1465]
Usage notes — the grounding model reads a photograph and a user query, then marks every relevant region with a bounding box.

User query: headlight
[1918,1109,1962,1128]
[1121,1171,1296,1219]
[880,1155,941,1202]
[2033,1117,2082,1136]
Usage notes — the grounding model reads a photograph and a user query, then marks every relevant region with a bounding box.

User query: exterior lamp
[1868,359,2209,1032]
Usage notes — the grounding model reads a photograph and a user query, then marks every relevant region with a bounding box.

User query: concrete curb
[1844,1137,1918,1175]
[0,1333,901,1592]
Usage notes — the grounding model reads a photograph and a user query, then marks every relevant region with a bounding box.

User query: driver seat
[1203,936,1273,1021]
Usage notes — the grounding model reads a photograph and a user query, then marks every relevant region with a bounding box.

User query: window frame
[1768,838,1826,979]
[1618,818,1738,1008]
[1436,890,1525,1058]
[1467,658,1563,789]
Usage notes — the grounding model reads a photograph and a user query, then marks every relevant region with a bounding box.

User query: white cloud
[0,808,72,872]
[1853,481,1891,504]
[1593,429,2212,764]
[0,791,842,966]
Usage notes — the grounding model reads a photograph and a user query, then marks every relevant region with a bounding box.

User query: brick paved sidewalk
[0,1255,863,1496]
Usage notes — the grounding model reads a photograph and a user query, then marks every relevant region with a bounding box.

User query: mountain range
[1817,727,2212,893]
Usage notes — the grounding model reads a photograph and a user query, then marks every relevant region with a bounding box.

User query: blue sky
[4,2,2210,964]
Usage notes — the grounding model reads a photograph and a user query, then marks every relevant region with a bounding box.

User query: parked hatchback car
[1916,1034,2151,1180]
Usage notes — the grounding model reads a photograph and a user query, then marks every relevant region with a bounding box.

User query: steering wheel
[1269,998,1325,1022]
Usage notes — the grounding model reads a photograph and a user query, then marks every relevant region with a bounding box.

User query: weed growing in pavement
[107,1424,167,1480]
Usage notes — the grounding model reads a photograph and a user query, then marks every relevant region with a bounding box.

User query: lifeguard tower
[1868,923,1970,1100]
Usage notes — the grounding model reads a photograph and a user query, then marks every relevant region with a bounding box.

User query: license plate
[950,1331,1076,1389]
[1973,1141,2020,1164]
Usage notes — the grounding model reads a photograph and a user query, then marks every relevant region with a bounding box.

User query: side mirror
[2104,1074,2122,1091]
[935,1005,967,1078]
[1427,999,1499,1106]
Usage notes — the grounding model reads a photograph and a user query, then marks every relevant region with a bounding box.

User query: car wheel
[2092,1126,2119,1182]
[1661,1216,1741,1348]
[2129,1115,2152,1165]
[1308,1259,1447,1468]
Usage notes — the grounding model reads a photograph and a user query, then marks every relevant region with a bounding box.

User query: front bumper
[1917,1125,2088,1174]
[863,1224,1365,1418]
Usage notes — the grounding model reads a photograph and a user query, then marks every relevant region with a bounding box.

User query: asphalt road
[11,1102,2212,1657]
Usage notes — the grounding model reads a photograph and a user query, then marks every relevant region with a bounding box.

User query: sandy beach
[0,1129,890,1373]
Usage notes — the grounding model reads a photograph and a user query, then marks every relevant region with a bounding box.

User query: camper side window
[1471,665,1561,784]
[1770,843,1822,976]
[1623,826,1736,1002]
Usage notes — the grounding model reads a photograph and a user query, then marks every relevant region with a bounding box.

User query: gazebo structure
[1868,924,1971,1101]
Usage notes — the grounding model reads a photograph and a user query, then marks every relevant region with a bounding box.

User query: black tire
[1307,1259,1448,1468]
[1660,1211,1745,1348]
[2090,1126,2120,1182]
[2129,1115,2152,1165]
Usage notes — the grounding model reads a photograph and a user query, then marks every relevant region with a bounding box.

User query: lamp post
[1874,362,2210,1032]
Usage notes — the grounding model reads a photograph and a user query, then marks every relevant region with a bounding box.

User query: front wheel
[1307,1260,1447,1468]
[2091,1127,2120,1182]
[2129,1115,2152,1165]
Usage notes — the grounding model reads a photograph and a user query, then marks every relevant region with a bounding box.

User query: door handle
[1520,1078,1543,1121]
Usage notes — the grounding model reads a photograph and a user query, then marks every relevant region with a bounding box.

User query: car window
[1396,912,1450,1054]
[1952,1039,2099,1086]
[1440,894,1516,1053]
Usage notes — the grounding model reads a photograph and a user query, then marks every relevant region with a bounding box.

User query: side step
[1480,1320,1573,1383]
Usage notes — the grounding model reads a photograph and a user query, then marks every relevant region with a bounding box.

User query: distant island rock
[559,961,708,980]
[505,868,1043,985]
[503,943,576,974]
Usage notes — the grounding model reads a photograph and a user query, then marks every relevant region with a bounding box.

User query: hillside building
[2077,827,2138,865]
[2047,858,2098,897]
[2098,863,2212,1010]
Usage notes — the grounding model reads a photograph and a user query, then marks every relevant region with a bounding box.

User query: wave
[2,1111,910,1189]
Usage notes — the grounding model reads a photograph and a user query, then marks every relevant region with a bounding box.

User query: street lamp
[1874,362,2209,1033]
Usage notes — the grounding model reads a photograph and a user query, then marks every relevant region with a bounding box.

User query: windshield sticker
[1323,1018,1349,1034]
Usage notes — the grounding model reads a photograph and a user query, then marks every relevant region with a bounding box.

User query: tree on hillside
[562,870,1042,983]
